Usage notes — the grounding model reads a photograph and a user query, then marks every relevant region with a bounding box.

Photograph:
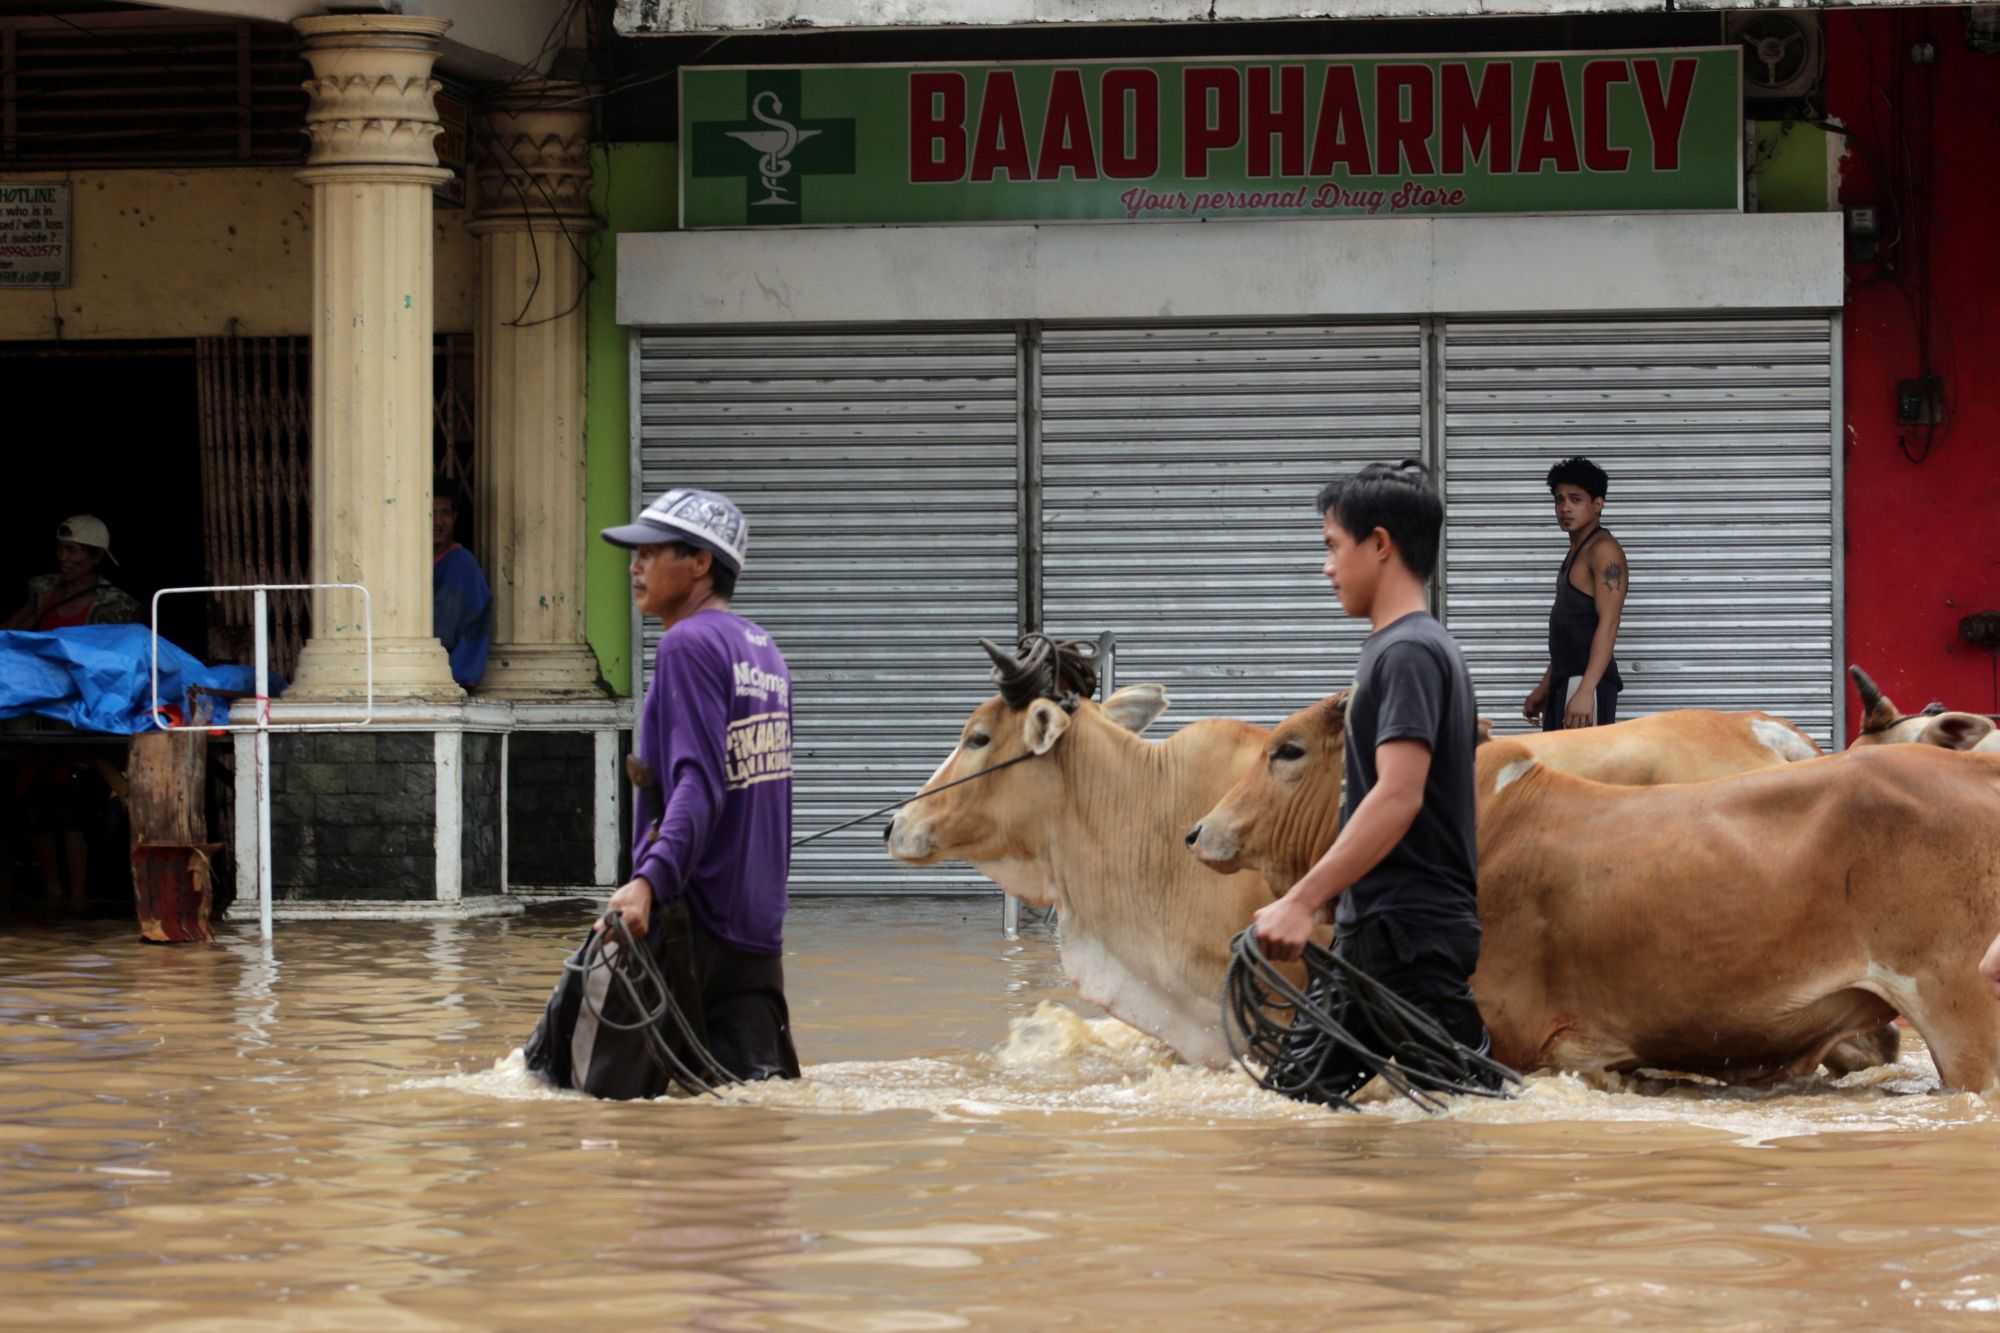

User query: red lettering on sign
[1635,56,1698,171]
[970,70,1032,181]
[1582,60,1631,172]
[1516,61,1581,175]
[1182,67,1241,179]
[909,72,967,182]
[1101,68,1159,179]
[1375,64,1436,176]
[1036,68,1097,180]
[1245,65,1306,178]
[1307,65,1371,176]
[1439,62,1512,174]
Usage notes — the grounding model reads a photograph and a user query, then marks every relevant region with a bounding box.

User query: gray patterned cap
[600,488,748,574]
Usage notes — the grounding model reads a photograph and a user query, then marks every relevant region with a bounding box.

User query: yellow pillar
[467,83,604,697]
[287,14,459,702]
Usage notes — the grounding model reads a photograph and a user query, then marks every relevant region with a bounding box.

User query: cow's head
[1185,694,1347,892]
[885,637,1171,897]
[1847,665,1996,752]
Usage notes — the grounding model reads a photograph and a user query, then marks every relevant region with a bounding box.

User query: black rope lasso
[791,750,1042,850]
[564,911,740,1098]
[1224,927,1523,1113]
[789,633,1106,850]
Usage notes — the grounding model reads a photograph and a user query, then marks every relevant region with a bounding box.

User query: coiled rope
[1223,927,1523,1113]
[565,911,741,1098]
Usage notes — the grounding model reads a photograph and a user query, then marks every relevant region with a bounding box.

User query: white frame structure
[149,583,375,941]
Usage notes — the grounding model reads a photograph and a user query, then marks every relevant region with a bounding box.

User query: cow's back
[1477,709,1816,802]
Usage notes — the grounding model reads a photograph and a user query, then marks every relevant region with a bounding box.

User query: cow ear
[1101,684,1170,735]
[1023,698,1072,755]
[1321,693,1349,734]
[1916,712,1995,752]
[1475,717,1495,746]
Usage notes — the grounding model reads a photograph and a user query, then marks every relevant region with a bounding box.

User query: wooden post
[127,731,219,943]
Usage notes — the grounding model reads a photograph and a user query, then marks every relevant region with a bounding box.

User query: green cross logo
[690,71,857,225]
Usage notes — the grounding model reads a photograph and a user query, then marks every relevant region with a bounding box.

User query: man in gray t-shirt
[1253,461,1493,1104]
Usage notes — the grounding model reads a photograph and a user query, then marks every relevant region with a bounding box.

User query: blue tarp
[0,625,279,735]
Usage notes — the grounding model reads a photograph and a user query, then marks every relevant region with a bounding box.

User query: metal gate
[1039,322,1426,728]
[634,313,1840,892]
[634,329,1022,892]
[1439,316,1839,746]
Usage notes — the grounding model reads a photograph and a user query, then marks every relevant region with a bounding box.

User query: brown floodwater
[2,898,1997,1330]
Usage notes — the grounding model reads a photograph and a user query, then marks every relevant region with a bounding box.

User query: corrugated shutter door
[635,329,1021,892]
[1441,316,1837,747]
[1040,323,1426,728]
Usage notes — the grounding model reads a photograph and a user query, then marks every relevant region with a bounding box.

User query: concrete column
[287,14,459,702]
[467,83,604,697]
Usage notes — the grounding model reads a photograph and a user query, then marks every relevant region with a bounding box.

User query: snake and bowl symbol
[727,91,822,206]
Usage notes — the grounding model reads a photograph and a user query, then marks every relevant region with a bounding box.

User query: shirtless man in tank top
[1522,457,1629,731]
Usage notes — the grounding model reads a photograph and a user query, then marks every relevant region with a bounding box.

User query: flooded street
[3,898,1998,1330]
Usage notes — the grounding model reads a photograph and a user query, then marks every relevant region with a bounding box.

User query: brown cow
[1189,701,1820,886]
[1846,665,1999,753]
[1192,701,2000,1091]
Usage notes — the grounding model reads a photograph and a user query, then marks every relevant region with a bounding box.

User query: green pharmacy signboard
[681,48,1742,229]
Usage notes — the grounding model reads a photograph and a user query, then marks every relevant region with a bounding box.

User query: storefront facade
[0,2,632,918]
[609,30,1853,892]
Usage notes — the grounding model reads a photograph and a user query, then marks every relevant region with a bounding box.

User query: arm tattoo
[1603,561,1624,592]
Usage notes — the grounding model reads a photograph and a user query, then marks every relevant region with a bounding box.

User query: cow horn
[981,636,1049,709]
[1849,665,1883,712]
[979,637,1020,677]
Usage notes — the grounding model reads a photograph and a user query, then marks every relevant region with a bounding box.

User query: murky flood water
[2,898,1997,1330]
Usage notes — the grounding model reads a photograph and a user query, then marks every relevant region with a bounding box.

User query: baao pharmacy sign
[680,48,1741,228]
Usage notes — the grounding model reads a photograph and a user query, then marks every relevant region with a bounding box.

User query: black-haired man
[1253,461,1491,1103]
[1523,457,1627,731]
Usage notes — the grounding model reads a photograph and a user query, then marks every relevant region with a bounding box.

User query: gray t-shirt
[1334,611,1481,935]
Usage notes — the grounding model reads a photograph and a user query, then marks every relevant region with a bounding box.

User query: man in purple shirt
[599,488,800,1081]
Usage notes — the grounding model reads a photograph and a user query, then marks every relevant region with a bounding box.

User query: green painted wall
[1751,120,1832,214]
[585,142,678,695]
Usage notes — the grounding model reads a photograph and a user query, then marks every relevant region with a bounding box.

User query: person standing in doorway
[1253,461,1492,1104]
[1522,457,1628,730]
[4,516,137,912]
[431,485,492,690]
[598,488,800,1082]
[4,515,140,631]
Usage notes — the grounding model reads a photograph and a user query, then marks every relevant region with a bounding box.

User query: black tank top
[1549,526,1621,691]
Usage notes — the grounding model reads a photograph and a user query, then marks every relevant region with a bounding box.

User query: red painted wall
[1829,7,2000,729]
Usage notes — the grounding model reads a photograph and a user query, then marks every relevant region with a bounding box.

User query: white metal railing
[149,584,375,941]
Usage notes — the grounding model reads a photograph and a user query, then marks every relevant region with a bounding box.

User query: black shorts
[682,905,801,1083]
[1543,681,1620,732]
[524,897,799,1100]
[1287,912,1491,1105]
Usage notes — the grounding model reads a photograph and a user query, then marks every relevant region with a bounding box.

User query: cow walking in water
[885,639,1284,1067]
[1192,697,2000,1093]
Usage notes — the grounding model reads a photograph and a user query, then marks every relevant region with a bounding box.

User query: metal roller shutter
[635,328,1021,892]
[1440,316,1838,747]
[1040,323,1427,729]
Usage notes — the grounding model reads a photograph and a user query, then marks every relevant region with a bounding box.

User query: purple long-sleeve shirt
[632,608,793,955]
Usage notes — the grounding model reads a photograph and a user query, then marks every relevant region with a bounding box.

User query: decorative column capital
[294,15,452,176]
[468,82,600,235]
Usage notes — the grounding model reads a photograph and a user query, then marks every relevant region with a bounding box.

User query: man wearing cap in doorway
[4,515,140,631]
[598,488,801,1082]
[3,516,140,912]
